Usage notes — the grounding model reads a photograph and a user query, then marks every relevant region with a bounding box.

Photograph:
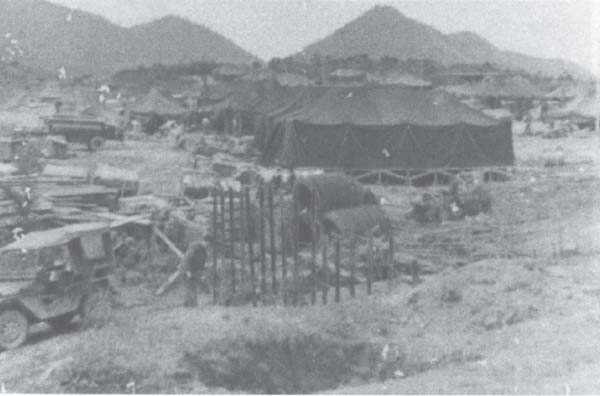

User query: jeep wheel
[0,309,28,350]
[88,136,105,151]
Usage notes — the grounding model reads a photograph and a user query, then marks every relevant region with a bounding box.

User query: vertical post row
[245,187,256,307]
[259,183,267,300]
[335,237,341,303]
[212,188,218,303]
[268,183,277,294]
[349,236,356,298]
[228,187,235,295]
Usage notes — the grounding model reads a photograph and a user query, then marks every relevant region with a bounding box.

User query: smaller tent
[129,88,187,118]
[547,93,599,123]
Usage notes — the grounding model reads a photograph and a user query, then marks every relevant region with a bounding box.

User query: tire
[88,136,105,151]
[0,309,28,350]
[47,312,77,332]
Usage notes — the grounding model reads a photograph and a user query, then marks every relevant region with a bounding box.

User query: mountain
[300,5,590,79]
[0,0,257,77]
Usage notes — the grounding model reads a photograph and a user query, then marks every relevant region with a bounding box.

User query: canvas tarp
[260,86,514,170]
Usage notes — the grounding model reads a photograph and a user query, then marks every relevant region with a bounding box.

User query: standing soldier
[183,240,208,307]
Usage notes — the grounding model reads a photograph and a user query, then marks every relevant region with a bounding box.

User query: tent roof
[130,88,187,116]
[278,86,501,127]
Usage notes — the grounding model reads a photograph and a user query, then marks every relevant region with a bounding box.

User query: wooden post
[367,230,373,295]
[310,191,317,305]
[259,183,267,300]
[239,188,246,285]
[212,188,218,303]
[388,227,395,278]
[349,236,356,298]
[292,188,299,306]
[335,237,341,303]
[411,259,420,285]
[268,183,277,294]
[322,236,328,304]
[219,188,226,258]
[245,187,256,307]
[280,192,288,305]
[228,187,235,295]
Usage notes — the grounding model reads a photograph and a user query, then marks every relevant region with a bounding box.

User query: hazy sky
[48,0,597,72]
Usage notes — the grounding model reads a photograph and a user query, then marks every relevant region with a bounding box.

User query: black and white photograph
[0,0,598,393]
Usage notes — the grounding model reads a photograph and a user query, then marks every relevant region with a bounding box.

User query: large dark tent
[214,80,302,135]
[260,86,514,173]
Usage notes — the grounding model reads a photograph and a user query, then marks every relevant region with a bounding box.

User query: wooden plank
[154,226,185,296]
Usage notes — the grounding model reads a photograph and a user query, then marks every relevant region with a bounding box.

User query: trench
[181,333,385,394]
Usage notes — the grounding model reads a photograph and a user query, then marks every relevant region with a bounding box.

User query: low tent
[129,88,187,119]
[260,86,514,171]
[547,93,599,124]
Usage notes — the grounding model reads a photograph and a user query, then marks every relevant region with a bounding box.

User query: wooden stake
[310,191,317,305]
[335,237,341,303]
[212,188,218,303]
[292,189,300,306]
[322,236,328,304]
[349,236,356,298]
[228,187,236,295]
[268,182,277,294]
[259,183,267,300]
[245,187,256,306]
[280,192,288,305]
[367,230,373,295]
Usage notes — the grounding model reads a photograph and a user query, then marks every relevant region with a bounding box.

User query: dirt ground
[0,124,598,393]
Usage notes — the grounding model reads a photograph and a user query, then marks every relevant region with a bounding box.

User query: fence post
[212,188,218,304]
[228,187,235,295]
[293,188,299,306]
[239,188,246,285]
[245,187,257,307]
[259,183,267,301]
[335,236,341,303]
[349,236,356,298]
[280,192,288,305]
[268,182,277,294]
[310,190,318,305]
[322,236,329,304]
[388,227,395,278]
[367,230,373,295]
